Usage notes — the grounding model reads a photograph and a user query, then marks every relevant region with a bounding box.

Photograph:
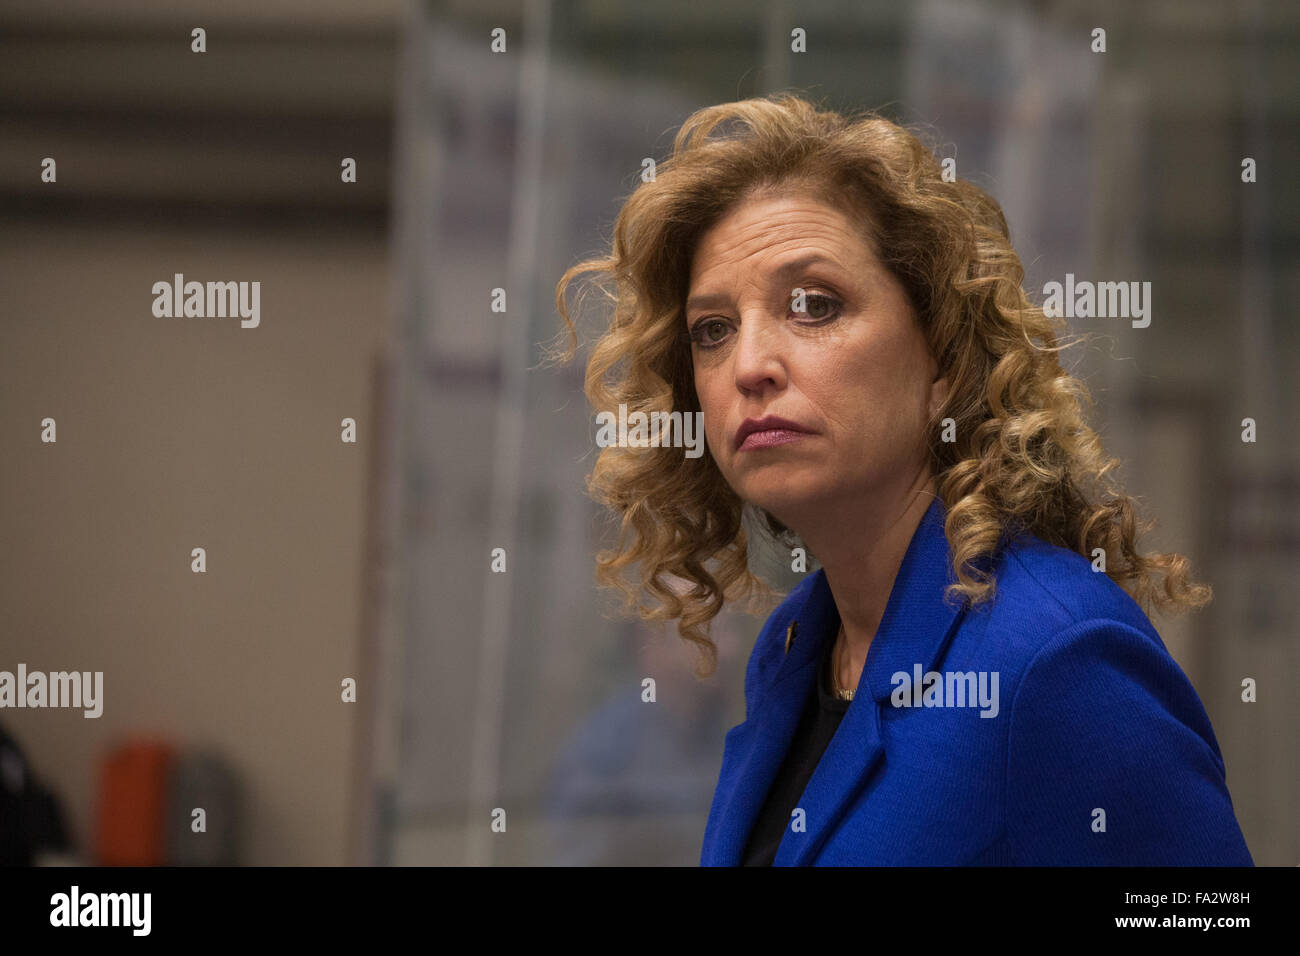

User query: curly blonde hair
[548,92,1210,679]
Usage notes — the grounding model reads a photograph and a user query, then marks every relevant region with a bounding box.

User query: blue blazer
[700,497,1253,865]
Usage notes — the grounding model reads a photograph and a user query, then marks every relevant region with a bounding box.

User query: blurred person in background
[0,722,72,866]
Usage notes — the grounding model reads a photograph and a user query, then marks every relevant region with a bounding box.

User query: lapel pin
[785,620,798,654]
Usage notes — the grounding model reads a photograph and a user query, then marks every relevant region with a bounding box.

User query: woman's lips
[738,428,811,451]
[734,415,815,450]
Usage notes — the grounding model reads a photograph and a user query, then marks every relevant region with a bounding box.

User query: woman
[549,93,1253,866]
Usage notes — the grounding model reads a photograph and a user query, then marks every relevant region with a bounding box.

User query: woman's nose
[731,313,787,394]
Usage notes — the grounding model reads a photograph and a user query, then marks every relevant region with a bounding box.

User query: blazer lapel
[702,496,969,865]
[703,497,967,865]
[778,496,969,865]
[700,579,833,866]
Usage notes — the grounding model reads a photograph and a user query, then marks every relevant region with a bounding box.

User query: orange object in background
[95,738,174,866]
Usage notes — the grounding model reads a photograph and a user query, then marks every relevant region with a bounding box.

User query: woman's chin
[739,488,820,528]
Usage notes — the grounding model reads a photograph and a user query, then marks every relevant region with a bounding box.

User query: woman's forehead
[693,201,870,271]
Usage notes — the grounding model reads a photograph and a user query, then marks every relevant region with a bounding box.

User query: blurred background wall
[1,0,1295,866]
[0,0,399,865]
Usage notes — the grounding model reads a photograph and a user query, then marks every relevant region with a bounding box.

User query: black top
[740,633,852,866]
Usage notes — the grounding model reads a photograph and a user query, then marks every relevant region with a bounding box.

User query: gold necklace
[830,623,854,700]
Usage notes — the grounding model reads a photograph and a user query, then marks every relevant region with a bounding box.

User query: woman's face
[686,190,949,531]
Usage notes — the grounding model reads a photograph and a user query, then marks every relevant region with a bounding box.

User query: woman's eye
[796,293,841,321]
[691,319,730,348]
[689,293,841,349]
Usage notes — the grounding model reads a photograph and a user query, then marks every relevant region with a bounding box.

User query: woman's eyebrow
[685,254,847,313]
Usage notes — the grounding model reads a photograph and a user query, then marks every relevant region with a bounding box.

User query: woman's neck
[796,468,938,698]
